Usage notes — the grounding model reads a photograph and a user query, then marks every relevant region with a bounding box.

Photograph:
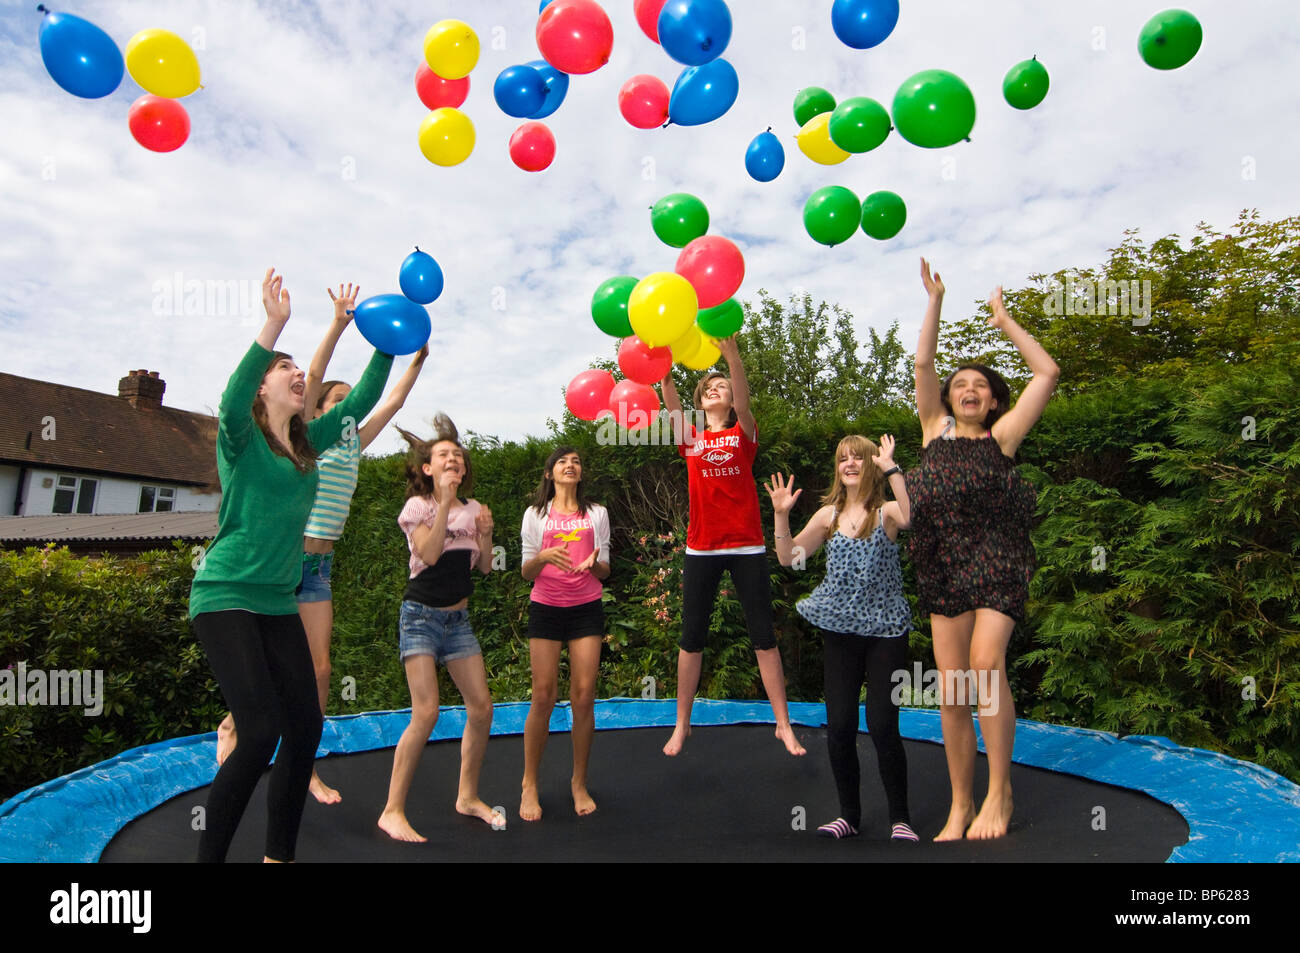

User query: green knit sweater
[188,341,393,619]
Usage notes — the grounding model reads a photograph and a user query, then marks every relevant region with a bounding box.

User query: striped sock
[817,818,860,839]
[891,822,919,842]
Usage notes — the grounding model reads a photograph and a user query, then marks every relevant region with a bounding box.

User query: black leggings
[680,552,776,652]
[822,629,910,828]
[192,610,323,863]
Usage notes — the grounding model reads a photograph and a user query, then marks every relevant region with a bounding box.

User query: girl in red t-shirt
[658,336,806,758]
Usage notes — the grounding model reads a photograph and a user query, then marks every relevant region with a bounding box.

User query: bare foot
[967,789,1013,840]
[216,714,236,766]
[662,724,691,756]
[775,722,807,756]
[457,796,506,829]
[309,771,341,805]
[520,784,542,822]
[933,800,976,842]
[572,781,597,816]
[378,809,427,843]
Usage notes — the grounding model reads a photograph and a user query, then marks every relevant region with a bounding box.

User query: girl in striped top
[216,283,428,805]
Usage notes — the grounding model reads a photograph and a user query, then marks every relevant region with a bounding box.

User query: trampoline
[3,699,1298,863]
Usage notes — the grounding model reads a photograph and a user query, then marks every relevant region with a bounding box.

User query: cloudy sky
[2,0,1297,455]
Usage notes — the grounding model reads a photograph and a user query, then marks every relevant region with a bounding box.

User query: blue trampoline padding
[1,699,1297,863]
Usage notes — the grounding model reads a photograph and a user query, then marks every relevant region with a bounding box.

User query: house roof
[0,512,218,543]
[0,373,219,488]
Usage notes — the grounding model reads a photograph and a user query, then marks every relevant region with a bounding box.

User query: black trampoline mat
[101,725,1189,863]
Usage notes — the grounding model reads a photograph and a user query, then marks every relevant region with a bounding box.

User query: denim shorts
[399,601,481,663]
[296,552,333,604]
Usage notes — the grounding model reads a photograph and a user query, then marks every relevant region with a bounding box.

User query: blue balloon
[399,248,444,305]
[658,0,732,66]
[354,294,431,356]
[744,129,784,182]
[493,65,547,118]
[38,10,124,99]
[831,0,900,50]
[524,59,569,120]
[539,0,555,10]
[667,59,738,126]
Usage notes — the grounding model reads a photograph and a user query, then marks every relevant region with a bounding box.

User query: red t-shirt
[677,422,764,552]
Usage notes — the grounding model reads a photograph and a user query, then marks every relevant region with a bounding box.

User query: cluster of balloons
[794,86,892,165]
[417,20,479,167]
[568,191,746,430]
[804,186,906,247]
[37,8,201,153]
[353,248,442,356]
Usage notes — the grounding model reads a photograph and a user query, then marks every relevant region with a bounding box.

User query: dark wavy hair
[530,445,592,515]
[252,351,318,474]
[692,372,739,429]
[396,413,472,499]
[939,363,1012,430]
[316,380,349,412]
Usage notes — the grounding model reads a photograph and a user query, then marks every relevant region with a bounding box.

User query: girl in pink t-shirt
[519,446,611,821]
[377,414,503,843]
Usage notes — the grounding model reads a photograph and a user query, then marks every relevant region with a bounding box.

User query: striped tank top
[304,436,361,541]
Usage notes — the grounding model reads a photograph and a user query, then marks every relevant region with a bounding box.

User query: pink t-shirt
[520,502,610,607]
[398,495,482,578]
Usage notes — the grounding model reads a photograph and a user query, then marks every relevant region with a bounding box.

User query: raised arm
[873,435,911,536]
[765,473,831,566]
[716,336,755,441]
[222,269,291,456]
[915,258,947,440]
[359,345,428,450]
[987,287,1060,457]
[308,348,394,452]
[302,283,359,414]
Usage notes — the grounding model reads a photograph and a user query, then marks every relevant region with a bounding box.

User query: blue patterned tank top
[796,509,911,638]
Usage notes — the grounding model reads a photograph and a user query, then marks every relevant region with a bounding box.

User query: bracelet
[773,533,789,540]
[883,466,902,478]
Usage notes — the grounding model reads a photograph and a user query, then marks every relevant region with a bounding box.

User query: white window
[139,485,176,513]
[53,476,98,514]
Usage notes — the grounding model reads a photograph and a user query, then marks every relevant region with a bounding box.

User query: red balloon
[617,335,673,385]
[633,0,668,42]
[609,379,661,431]
[675,236,745,310]
[509,121,556,172]
[536,0,614,75]
[618,74,670,129]
[128,95,190,152]
[415,62,469,110]
[566,368,616,421]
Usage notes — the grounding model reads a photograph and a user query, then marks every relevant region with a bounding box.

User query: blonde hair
[820,435,885,539]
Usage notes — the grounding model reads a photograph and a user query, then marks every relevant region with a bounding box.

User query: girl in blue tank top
[767,434,917,841]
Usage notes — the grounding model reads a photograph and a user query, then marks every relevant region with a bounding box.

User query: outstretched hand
[921,258,945,299]
[262,268,291,323]
[327,283,360,323]
[872,434,897,471]
[475,504,494,540]
[411,344,429,367]
[764,473,802,515]
[987,286,1009,331]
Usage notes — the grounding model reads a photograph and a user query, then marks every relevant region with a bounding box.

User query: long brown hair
[396,413,473,499]
[530,445,592,515]
[252,351,318,474]
[819,435,885,539]
[316,380,349,412]
[692,372,739,429]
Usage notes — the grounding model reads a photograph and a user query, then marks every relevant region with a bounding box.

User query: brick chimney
[118,369,166,409]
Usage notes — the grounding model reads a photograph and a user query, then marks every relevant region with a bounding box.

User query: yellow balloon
[424,19,479,80]
[125,29,201,98]
[418,108,475,166]
[629,273,698,348]
[683,336,721,371]
[670,326,703,365]
[796,113,850,165]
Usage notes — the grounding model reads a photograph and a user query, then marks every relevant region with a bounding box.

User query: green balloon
[651,193,709,248]
[859,190,906,240]
[793,86,836,127]
[1138,9,1202,70]
[803,186,860,248]
[591,276,638,337]
[1002,57,1049,110]
[891,69,976,148]
[828,96,892,153]
[697,298,744,338]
